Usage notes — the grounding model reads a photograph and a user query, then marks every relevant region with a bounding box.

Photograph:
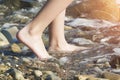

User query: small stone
[8,68,25,80]
[15,64,19,67]
[59,57,70,65]
[72,38,94,45]
[74,75,91,80]
[112,69,120,74]
[74,75,108,80]
[113,48,120,54]
[0,64,9,73]
[11,43,22,53]
[22,58,31,63]
[0,32,9,46]
[43,71,61,80]
[103,71,120,80]
[1,29,13,43]
[6,62,11,67]
[87,77,109,80]
[104,62,111,68]
[64,26,73,30]
[96,58,109,63]
[2,23,17,28]
[94,67,103,75]
[7,26,19,39]
[33,70,42,78]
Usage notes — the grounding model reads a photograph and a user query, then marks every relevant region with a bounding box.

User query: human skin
[17,0,87,60]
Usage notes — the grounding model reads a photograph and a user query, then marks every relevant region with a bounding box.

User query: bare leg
[17,0,73,60]
[48,10,87,52]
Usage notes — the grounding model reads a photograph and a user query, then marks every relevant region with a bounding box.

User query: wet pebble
[8,68,26,80]
[22,58,31,63]
[33,70,42,78]
[2,23,18,28]
[59,57,70,66]
[0,32,9,46]
[43,71,61,80]
[103,72,120,80]
[11,43,22,53]
[74,75,109,80]
[113,48,120,55]
[111,69,120,74]
[7,26,19,39]
[72,38,94,45]
[0,64,9,73]
[96,58,109,63]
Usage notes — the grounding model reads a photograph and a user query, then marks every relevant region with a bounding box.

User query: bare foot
[48,43,88,53]
[17,26,52,60]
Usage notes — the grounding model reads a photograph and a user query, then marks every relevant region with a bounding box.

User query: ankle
[25,24,42,37]
[49,40,68,49]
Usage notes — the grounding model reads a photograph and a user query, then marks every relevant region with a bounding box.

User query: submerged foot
[17,26,52,60]
[48,43,88,53]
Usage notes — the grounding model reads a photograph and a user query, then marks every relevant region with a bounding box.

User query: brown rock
[103,72,120,80]
[67,0,119,22]
[11,43,22,53]
[74,75,108,80]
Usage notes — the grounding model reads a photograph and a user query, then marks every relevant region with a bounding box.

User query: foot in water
[48,43,88,53]
[17,26,52,60]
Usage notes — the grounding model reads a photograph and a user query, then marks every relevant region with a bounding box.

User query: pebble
[111,69,120,74]
[103,72,120,80]
[11,43,22,53]
[0,32,9,46]
[7,26,19,39]
[2,23,18,28]
[59,57,70,65]
[96,58,109,63]
[43,71,61,80]
[72,38,94,45]
[22,58,31,63]
[74,75,88,80]
[6,62,11,67]
[64,26,73,30]
[74,75,109,80]
[94,67,103,75]
[33,70,42,78]
[12,14,30,23]
[0,64,9,72]
[8,68,25,80]
[104,62,111,68]
[113,48,120,54]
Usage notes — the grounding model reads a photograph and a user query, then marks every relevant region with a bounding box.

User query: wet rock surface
[0,0,120,80]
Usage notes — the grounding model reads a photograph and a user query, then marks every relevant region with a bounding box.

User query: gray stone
[43,71,61,80]
[2,23,18,28]
[7,26,19,39]
[9,68,25,80]
[22,58,31,63]
[59,57,70,66]
[111,69,120,74]
[113,48,120,55]
[72,38,94,45]
[96,58,109,63]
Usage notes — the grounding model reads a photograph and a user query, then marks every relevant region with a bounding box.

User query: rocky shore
[0,0,120,80]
